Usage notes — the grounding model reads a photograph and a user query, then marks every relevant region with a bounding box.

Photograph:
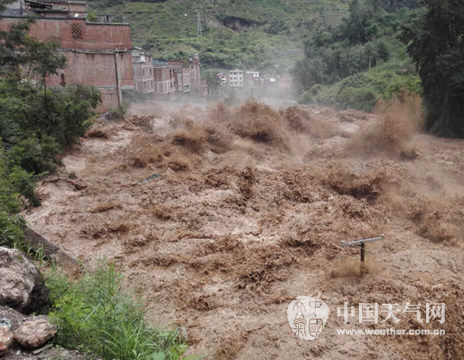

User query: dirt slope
[24,100,464,359]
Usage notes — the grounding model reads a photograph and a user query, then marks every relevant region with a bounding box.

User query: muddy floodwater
[25,100,464,359]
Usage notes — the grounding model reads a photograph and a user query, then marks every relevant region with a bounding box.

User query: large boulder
[0,247,49,314]
[0,306,22,357]
[13,316,56,350]
[0,326,14,357]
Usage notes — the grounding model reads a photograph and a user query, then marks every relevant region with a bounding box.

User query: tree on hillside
[0,20,66,83]
[404,0,464,137]
[294,0,393,92]
[341,0,378,44]
[380,0,422,11]
[0,0,12,13]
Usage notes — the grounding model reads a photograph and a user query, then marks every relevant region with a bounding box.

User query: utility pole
[197,11,202,38]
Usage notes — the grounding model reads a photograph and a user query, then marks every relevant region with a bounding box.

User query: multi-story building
[174,68,191,93]
[166,60,191,94]
[228,69,244,87]
[151,55,206,98]
[0,0,134,111]
[153,60,175,96]
[132,48,154,94]
[246,71,260,79]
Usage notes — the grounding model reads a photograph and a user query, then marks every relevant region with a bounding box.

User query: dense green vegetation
[46,263,191,360]
[300,60,421,112]
[295,0,423,111]
[404,0,464,137]
[0,19,100,248]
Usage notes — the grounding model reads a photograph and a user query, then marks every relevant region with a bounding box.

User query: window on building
[71,23,83,40]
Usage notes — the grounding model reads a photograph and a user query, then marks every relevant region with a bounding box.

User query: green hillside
[89,0,349,70]
[295,0,424,111]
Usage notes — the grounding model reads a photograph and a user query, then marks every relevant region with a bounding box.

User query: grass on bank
[46,262,194,360]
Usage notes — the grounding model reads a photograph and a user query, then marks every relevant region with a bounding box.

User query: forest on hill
[295,0,423,111]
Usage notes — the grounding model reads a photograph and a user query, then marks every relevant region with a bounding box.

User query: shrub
[0,211,24,248]
[42,85,101,147]
[46,263,191,360]
[0,80,100,210]
[8,166,40,207]
[0,150,21,214]
[8,135,60,174]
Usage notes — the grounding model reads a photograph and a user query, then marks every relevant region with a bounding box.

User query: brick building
[174,68,191,94]
[152,60,174,97]
[132,48,154,94]
[167,60,191,94]
[149,55,207,99]
[0,0,134,111]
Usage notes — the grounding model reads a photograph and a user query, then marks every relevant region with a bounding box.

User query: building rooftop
[153,60,169,67]
[2,0,127,24]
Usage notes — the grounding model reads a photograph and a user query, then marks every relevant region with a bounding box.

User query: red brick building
[174,68,191,94]
[153,63,175,96]
[167,61,191,94]
[0,0,134,111]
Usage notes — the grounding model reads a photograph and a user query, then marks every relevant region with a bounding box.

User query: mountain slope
[89,0,349,70]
